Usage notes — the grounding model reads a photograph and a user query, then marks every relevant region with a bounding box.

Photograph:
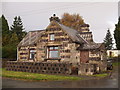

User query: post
[17,47,18,61]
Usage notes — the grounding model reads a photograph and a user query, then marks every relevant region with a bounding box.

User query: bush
[2,45,17,60]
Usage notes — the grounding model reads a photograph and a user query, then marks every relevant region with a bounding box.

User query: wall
[36,21,80,64]
[6,61,72,75]
[89,60,107,72]
[78,63,97,75]
[107,50,120,57]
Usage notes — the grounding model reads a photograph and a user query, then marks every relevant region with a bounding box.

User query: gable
[39,21,72,43]
[39,21,87,44]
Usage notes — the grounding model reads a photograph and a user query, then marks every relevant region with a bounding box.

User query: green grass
[113,62,120,66]
[1,68,83,81]
[92,73,108,77]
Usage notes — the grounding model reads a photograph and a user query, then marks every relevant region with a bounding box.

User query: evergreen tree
[9,32,19,46]
[11,16,26,41]
[61,13,85,30]
[0,15,10,46]
[0,15,9,35]
[114,17,120,50]
[103,29,113,50]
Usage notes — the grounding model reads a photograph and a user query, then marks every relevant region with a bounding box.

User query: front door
[80,51,89,63]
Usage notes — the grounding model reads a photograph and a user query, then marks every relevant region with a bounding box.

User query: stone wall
[78,63,97,75]
[89,60,107,72]
[6,61,72,75]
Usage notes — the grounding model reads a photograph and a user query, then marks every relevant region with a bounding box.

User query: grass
[113,62,120,66]
[1,68,83,81]
[92,73,108,77]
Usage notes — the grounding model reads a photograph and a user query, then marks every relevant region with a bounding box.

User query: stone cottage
[16,14,107,75]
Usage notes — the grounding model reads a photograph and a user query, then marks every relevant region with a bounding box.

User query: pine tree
[103,29,113,50]
[11,16,26,41]
[61,13,85,30]
[114,17,120,50]
[0,15,10,46]
[9,32,19,46]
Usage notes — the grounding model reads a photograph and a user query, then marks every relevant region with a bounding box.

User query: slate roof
[78,42,103,50]
[18,30,44,47]
[18,21,100,49]
[58,23,88,44]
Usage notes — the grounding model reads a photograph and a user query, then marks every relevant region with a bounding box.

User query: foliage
[10,16,26,41]
[61,13,85,30]
[9,33,19,46]
[103,29,113,50]
[1,15,26,60]
[2,45,17,59]
[0,15,10,46]
[2,68,83,81]
[114,17,120,50]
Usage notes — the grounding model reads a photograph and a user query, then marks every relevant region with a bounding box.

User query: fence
[6,61,72,75]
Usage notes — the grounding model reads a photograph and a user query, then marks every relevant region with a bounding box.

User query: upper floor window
[49,34,55,41]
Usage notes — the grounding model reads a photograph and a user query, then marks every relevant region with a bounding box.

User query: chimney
[49,14,60,22]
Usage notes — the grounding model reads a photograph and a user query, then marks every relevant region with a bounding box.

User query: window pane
[49,47,54,50]
[50,34,54,40]
[49,51,59,58]
[54,47,58,49]
[30,52,35,59]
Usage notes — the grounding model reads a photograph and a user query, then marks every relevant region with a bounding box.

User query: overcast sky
[2,1,119,46]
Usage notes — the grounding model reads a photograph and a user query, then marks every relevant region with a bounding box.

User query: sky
[1,1,119,48]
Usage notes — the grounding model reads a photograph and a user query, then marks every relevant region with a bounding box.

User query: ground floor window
[48,46,59,58]
[29,50,36,60]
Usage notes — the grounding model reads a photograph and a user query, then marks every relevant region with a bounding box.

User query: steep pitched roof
[57,22,88,44]
[18,21,89,47]
[18,30,44,47]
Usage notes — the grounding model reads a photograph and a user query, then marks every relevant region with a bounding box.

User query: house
[16,14,107,75]
[107,50,120,58]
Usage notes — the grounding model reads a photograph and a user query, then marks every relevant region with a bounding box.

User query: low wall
[78,63,97,75]
[6,61,72,75]
[89,60,107,72]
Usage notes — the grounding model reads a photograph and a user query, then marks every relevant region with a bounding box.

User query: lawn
[1,68,83,81]
[92,73,108,77]
[113,62,120,66]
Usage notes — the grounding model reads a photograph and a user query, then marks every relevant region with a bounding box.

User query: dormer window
[49,34,55,41]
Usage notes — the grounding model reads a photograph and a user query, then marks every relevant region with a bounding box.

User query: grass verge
[113,62,120,66]
[92,73,108,77]
[1,68,83,81]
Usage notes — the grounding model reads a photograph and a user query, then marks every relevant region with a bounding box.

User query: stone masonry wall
[6,61,72,75]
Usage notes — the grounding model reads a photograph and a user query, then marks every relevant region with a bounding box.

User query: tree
[9,32,19,46]
[0,15,10,46]
[103,29,113,50]
[114,17,120,50]
[61,13,85,30]
[10,16,26,41]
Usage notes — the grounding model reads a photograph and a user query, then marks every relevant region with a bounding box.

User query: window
[29,50,36,60]
[49,34,55,41]
[48,46,59,58]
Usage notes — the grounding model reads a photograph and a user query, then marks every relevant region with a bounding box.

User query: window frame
[49,33,55,41]
[29,50,36,60]
[47,46,59,59]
